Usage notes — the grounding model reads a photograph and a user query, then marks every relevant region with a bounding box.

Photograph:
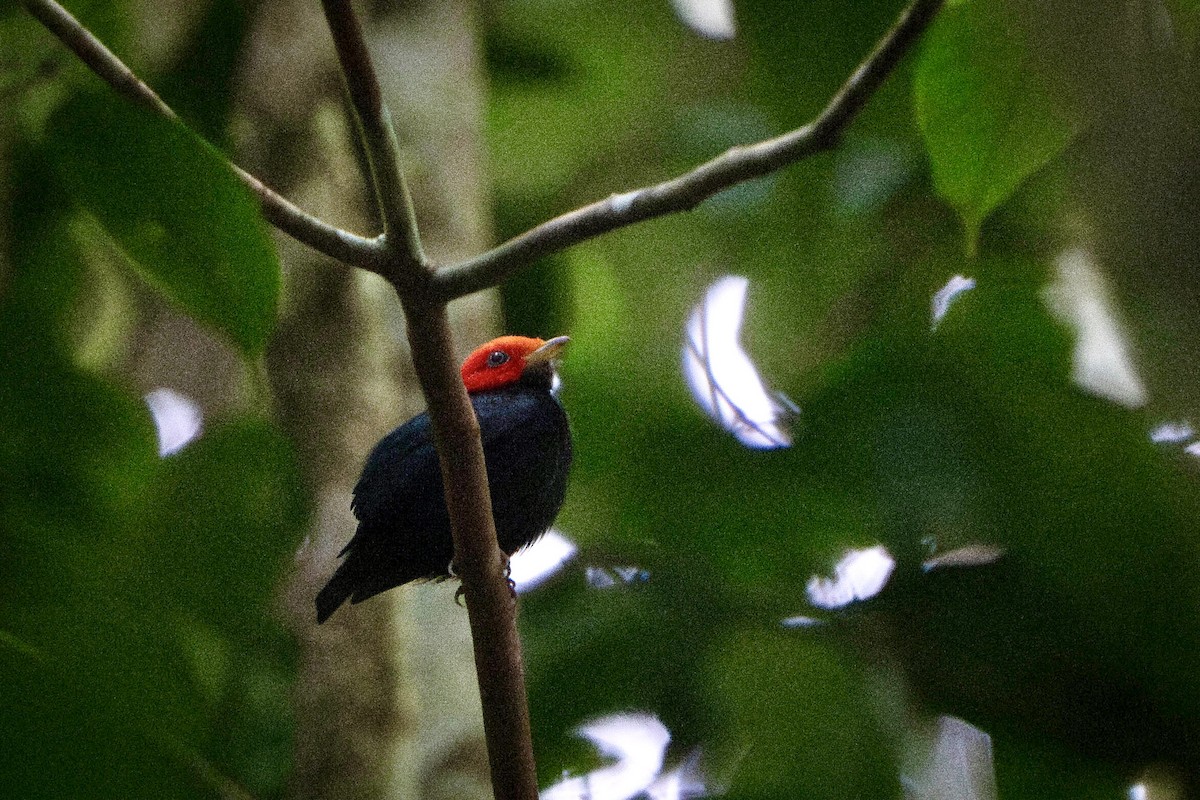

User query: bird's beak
[525,335,570,366]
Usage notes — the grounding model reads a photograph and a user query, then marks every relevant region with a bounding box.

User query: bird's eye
[486,350,510,368]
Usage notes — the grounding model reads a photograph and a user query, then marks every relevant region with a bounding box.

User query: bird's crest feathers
[461,335,567,393]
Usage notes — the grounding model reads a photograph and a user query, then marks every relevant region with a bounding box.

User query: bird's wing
[345,392,562,552]
[348,412,438,533]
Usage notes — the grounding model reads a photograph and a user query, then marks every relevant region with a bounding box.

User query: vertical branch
[319,3,539,799]
[319,0,426,274]
[402,305,539,800]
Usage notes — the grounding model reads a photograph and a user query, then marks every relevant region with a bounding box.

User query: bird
[315,335,572,624]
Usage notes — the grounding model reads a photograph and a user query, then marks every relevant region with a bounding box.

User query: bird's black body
[316,376,570,623]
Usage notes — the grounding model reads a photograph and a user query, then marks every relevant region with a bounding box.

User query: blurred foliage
[5,0,1200,798]
[486,0,1200,797]
[45,92,280,357]
[1,1,303,798]
[915,0,1080,250]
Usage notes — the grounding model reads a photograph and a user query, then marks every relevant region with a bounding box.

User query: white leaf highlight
[906,715,998,800]
[144,387,203,457]
[511,529,577,593]
[1149,421,1194,444]
[541,713,690,800]
[931,274,976,329]
[806,545,895,609]
[670,0,736,40]
[1045,248,1147,408]
[683,275,792,449]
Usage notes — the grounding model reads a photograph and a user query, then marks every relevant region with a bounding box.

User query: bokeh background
[3,0,1200,798]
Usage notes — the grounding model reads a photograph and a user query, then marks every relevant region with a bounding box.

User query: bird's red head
[461,335,570,393]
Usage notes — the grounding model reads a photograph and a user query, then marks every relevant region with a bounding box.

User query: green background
[4,0,1200,796]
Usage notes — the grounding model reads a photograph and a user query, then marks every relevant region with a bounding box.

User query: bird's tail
[315,569,354,624]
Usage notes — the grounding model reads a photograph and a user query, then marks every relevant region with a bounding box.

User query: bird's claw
[449,556,516,606]
[501,553,517,597]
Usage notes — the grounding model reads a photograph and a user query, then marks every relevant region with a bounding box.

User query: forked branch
[28,0,945,296]
[23,3,946,800]
[315,4,538,799]
[434,0,946,300]
[319,0,425,276]
[22,0,386,273]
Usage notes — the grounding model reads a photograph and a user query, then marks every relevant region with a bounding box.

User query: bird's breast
[473,388,571,553]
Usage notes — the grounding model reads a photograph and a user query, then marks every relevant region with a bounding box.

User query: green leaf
[155,0,251,147]
[0,344,200,798]
[915,0,1079,250]
[147,418,309,637]
[45,92,280,357]
[708,632,896,799]
[0,363,305,795]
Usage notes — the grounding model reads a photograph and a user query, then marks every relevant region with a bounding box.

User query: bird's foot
[447,556,516,605]
[501,553,517,597]
[448,559,469,607]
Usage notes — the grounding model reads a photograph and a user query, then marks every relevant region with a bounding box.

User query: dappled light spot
[511,529,577,593]
[931,274,976,329]
[780,614,825,629]
[806,545,895,609]
[670,0,736,41]
[646,750,707,800]
[1045,249,1147,409]
[541,713,705,800]
[144,387,203,456]
[904,715,998,800]
[613,565,649,583]
[1150,421,1194,444]
[922,544,1005,572]
[1146,421,1200,463]
[586,564,651,590]
[587,567,617,590]
[683,275,793,449]
[1127,766,1193,798]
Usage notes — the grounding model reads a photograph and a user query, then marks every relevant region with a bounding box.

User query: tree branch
[28,1,947,799]
[320,0,426,278]
[433,0,946,302]
[22,0,386,273]
[401,304,540,800]
[316,4,538,799]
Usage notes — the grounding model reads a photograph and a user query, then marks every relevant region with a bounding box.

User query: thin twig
[22,0,386,273]
[434,0,946,301]
[320,0,426,278]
